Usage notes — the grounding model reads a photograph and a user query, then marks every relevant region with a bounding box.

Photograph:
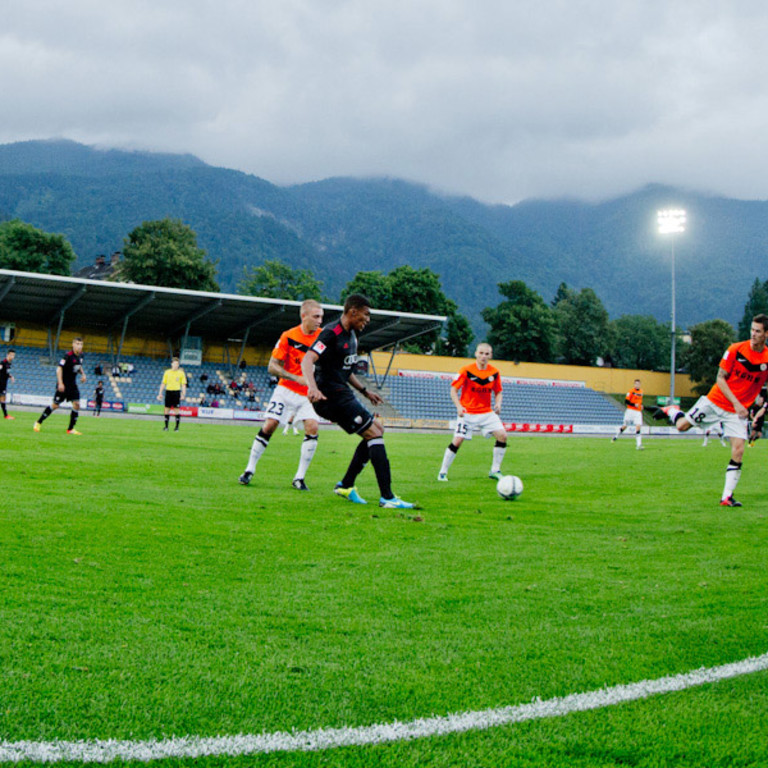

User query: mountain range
[1,139,767,338]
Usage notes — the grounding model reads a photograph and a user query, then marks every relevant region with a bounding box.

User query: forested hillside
[1,139,767,335]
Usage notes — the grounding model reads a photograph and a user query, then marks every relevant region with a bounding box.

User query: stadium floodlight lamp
[657,208,687,402]
[657,209,687,235]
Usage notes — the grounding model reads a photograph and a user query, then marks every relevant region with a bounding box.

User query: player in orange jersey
[239,300,324,491]
[437,342,507,481]
[612,379,644,449]
[654,314,768,507]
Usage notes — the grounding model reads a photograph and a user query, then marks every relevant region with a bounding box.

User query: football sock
[635,433,642,448]
[296,435,318,479]
[341,439,369,487]
[1,403,7,417]
[367,437,393,499]
[175,415,180,429]
[491,441,506,473]
[38,406,52,423]
[439,442,459,475]
[722,459,742,499]
[68,410,79,431]
[164,414,170,428]
[246,429,271,474]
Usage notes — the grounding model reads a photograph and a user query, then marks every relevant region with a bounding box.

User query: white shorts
[683,396,746,440]
[622,408,642,427]
[264,386,319,426]
[454,411,505,440]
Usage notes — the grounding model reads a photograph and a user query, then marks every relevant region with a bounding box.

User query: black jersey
[94,384,105,402]
[59,351,84,387]
[0,357,12,387]
[310,321,359,396]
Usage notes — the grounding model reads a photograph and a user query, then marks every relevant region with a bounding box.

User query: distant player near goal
[654,314,768,507]
[157,357,187,431]
[0,349,16,420]
[239,299,324,491]
[34,337,87,434]
[437,342,507,482]
[611,378,644,449]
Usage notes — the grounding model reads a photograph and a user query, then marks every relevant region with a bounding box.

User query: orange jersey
[452,362,502,414]
[707,340,768,412]
[271,324,321,396]
[625,387,643,411]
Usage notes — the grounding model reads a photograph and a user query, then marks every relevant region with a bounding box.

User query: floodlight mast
[657,209,687,402]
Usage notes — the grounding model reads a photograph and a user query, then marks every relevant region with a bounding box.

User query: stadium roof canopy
[0,269,446,354]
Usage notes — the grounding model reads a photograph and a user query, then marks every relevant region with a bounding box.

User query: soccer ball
[496,474,523,500]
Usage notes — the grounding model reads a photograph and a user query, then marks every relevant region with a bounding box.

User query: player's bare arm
[717,368,748,418]
[348,373,382,405]
[450,385,465,416]
[493,392,503,414]
[301,350,326,403]
[56,367,65,392]
[268,356,305,387]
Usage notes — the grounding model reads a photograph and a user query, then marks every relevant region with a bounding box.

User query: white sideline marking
[2,652,767,764]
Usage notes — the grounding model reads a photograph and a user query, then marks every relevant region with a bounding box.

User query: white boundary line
[2,652,767,764]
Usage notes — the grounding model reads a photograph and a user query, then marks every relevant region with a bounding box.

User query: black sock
[1,403,6,417]
[68,410,79,431]
[368,438,393,499]
[341,440,369,487]
[175,415,180,429]
[39,406,52,424]
[164,415,170,427]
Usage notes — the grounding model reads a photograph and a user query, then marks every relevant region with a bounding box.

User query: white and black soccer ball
[496,474,523,500]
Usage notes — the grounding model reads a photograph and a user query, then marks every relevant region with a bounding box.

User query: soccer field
[2,413,768,767]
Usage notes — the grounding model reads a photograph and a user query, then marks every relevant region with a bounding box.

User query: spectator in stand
[94,362,103,376]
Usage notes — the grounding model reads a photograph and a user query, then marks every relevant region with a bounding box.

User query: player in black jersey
[34,337,87,434]
[302,294,416,510]
[0,349,16,420]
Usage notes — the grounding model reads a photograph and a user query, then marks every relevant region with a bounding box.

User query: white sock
[635,433,642,448]
[440,447,457,475]
[722,463,741,499]
[491,445,506,473]
[246,434,269,473]
[295,436,318,480]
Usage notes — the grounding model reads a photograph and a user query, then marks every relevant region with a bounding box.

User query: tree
[119,218,219,292]
[340,266,471,354]
[481,280,556,362]
[610,315,671,371]
[738,278,768,338]
[0,219,76,275]
[238,259,323,301]
[340,270,393,309]
[436,311,474,358]
[681,318,735,396]
[553,287,614,366]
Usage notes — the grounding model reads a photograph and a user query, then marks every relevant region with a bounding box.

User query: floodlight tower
[657,208,687,402]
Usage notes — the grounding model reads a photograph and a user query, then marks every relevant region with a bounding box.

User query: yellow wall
[370,351,695,397]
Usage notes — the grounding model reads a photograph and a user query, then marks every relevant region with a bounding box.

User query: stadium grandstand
[0,268,681,429]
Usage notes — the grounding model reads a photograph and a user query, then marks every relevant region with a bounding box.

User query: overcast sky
[3,1,768,204]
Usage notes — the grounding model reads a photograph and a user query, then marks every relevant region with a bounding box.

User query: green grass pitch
[1,412,768,767]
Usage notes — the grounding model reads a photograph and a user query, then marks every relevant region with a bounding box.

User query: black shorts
[313,390,374,435]
[165,390,182,408]
[54,385,80,405]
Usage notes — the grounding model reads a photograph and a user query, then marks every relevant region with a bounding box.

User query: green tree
[610,315,671,371]
[738,278,768,338]
[0,219,76,275]
[553,287,614,366]
[481,280,556,362]
[238,259,323,301]
[340,270,393,308]
[341,266,470,354]
[682,318,735,396]
[119,218,219,292]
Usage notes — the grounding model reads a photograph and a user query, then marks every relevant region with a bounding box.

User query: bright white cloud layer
[3,0,768,203]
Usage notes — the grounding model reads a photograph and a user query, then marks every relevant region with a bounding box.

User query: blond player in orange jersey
[655,314,768,507]
[437,342,507,482]
[239,300,324,491]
